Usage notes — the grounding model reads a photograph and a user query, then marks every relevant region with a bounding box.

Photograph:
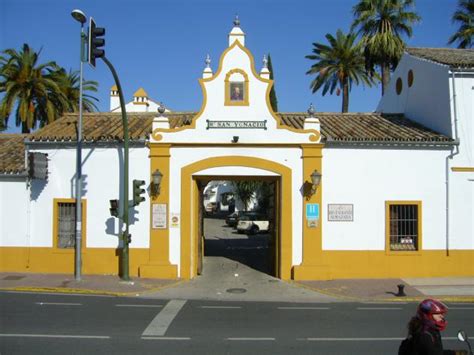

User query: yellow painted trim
[151,40,321,142]
[52,198,87,254]
[180,156,293,280]
[385,201,422,256]
[133,101,149,106]
[224,69,249,106]
[0,247,151,276]
[141,144,178,279]
[451,167,474,172]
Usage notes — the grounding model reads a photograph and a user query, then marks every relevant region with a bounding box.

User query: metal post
[74,23,86,281]
[101,56,130,281]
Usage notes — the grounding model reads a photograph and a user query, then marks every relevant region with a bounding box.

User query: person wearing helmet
[403,298,467,355]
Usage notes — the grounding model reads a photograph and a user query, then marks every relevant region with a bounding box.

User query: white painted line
[228,337,275,341]
[142,337,191,340]
[142,300,186,337]
[449,307,474,310]
[116,304,163,308]
[278,307,330,310]
[0,333,110,339]
[199,306,242,309]
[363,302,407,305]
[357,307,403,310]
[36,302,82,306]
[0,291,114,298]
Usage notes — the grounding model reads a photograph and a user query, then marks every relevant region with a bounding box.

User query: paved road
[2,292,473,355]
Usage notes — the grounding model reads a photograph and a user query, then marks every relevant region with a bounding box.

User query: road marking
[142,300,186,337]
[116,304,163,308]
[227,337,275,341]
[0,291,114,298]
[0,333,109,339]
[36,302,82,306]
[356,307,403,310]
[199,306,242,309]
[449,307,474,310]
[363,302,407,305]
[299,337,460,342]
[142,337,191,340]
[278,307,330,310]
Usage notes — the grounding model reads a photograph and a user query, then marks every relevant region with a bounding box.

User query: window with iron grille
[387,202,421,251]
[57,202,76,248]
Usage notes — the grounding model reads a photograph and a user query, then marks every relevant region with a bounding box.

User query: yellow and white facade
[0,21,472,280]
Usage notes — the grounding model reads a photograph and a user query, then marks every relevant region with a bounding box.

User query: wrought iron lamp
[152,169,163,196]
[310,169,322,196]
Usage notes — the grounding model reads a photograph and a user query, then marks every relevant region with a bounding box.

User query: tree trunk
[21,122,30,134]
[381,62,390,96]
[342,81,349,113]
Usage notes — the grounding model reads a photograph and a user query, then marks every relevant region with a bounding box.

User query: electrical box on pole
[132,180,146,206]
[28,152,48,180]
[88,17,105,68]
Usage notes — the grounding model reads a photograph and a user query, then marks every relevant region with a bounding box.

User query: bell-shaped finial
[262,54,268,69]
[307,103,315,117]
[158,102,166,115]
[233,14,240,27]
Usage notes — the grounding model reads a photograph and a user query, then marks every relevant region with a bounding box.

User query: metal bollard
[396,284,407,297]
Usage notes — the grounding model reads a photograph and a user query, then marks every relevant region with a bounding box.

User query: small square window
[386,201,421,252]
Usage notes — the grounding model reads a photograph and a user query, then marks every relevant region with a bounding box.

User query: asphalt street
[1,292,473,355]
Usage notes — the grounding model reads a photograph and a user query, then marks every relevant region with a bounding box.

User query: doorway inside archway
[196,177,280,278]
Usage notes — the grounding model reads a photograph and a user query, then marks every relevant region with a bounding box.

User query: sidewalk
[0,271,473,302]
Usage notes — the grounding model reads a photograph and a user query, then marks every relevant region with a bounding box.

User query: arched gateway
[140,19,323,280]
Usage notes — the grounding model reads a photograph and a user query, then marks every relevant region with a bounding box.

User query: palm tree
[448,0,474,48]
[0,44,67,133]
[306,29,376,112]
[232,181,262,211]
[351,0,420,96]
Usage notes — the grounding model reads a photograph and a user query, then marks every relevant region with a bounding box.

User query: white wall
[322,147,466,250]
[0,178,28,246]
[377,55,452,137]
[168,146,304,274]
[26,145,150,249]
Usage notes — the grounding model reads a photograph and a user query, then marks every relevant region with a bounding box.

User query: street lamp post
[71,9,87,281]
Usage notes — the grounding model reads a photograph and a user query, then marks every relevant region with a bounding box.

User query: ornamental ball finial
[158,102,166,114]
[307,103,315,117]
[262,54,268,69]
[205,54,211,68]
[233,14,240,27]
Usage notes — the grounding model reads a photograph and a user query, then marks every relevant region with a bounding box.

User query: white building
[0,21,472,280]
[110,86,169,113]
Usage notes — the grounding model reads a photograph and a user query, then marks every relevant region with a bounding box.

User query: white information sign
[152,203,167,229]
[328,204,354,222]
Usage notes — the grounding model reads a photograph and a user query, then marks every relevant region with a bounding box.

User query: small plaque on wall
[328,204,353,222]
[152,203,167,229]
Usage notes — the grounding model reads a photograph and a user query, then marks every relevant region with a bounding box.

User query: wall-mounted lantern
[310,169,322,196]
[152,169,163,196]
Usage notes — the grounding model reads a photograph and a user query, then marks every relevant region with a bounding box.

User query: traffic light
[124,233,132,244]
[133,180,146,206]
[88,17,105,68]
[109,199,119,217]
[28,152,48,180]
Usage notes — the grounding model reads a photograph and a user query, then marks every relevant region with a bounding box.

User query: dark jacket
[413,327,456,355]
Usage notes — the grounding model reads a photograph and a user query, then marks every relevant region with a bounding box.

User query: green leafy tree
[232,181,262,211]
[267,53,278,112]
[448,0,474,48]
[306,29,376,112]
[351,0,420,95]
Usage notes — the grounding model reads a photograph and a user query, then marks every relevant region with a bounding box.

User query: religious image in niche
[230,82,244,101]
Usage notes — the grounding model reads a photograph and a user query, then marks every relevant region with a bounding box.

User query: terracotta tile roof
[26,111,451,144]
[0,134,26,175]
[278,112,452,143]
[406,47,474,68]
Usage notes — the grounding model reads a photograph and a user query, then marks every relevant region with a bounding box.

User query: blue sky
[1,0,461,133]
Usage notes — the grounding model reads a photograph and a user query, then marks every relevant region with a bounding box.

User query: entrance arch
[180,156,293,280]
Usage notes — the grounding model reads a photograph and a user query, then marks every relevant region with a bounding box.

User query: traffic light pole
[101,56,130,281]
[74,21,86,281]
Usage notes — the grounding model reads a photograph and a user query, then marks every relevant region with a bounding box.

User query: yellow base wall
[0,247,166,277]
[293,250,474,280]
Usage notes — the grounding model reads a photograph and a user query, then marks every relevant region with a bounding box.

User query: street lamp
[71,8,87,281]
[310,169,322,196]
[152,169,163,196]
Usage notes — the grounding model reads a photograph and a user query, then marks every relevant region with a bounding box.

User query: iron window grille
[57,202,76,248]
[388,203,419,251]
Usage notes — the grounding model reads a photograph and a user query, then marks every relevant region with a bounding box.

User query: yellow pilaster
[139,144,177,278]
[293,144,329,280]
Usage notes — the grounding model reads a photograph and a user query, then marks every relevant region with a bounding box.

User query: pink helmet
[417,299,448,331]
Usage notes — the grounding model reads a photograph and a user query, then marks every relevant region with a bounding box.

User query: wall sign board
[152,203,167,229]
[328,204,353,222]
